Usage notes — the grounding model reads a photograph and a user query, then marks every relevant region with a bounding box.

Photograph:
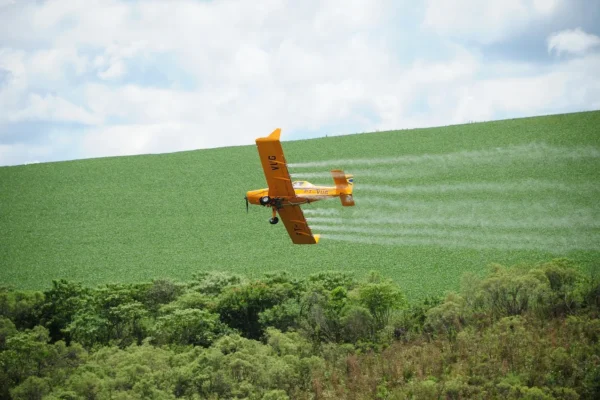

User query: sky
[0,0,599,166]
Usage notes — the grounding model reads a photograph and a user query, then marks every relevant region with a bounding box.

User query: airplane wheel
[269,217,279,225]
[260,196,271,205]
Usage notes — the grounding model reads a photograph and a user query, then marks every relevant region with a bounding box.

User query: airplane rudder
[331,169,347,187]
[256,128,282,143]
[345,174,354,190]
[342,172,354,203]
[270,128,282,140]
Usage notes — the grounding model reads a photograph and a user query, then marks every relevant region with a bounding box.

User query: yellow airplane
[245,128,355,244]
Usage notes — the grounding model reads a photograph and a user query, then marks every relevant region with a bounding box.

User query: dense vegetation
[1,258,598,399]
[1,111,599,298]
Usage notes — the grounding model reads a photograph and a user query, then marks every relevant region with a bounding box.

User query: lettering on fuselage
[302,189,329,195]
[293,224,304,235]
[268,155,279,171]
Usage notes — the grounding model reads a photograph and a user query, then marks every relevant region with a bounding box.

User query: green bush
[0,260,598,399]
[152,308,231,347]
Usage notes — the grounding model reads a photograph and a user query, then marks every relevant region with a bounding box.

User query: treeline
[1,258,598,399]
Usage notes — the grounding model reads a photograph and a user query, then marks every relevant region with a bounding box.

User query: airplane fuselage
[246,185,342,207]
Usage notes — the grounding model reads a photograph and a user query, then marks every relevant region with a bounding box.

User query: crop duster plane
[245,128,355,244]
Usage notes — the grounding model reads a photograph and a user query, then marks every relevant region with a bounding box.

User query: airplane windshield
[292,181,313,188]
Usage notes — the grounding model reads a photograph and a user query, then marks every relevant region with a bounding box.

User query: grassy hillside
[1,111,599,299]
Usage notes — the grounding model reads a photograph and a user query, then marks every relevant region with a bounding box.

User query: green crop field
[1,111,599,299]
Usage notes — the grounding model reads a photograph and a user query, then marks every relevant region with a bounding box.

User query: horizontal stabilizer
[340,194,355,207]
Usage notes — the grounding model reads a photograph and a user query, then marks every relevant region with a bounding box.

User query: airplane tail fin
[331,170,355,207]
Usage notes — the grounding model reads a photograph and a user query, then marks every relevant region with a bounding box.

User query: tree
[0,287,44,331]
[64,312,110,349]
[0,316,17,350]
[424,293,466,341]
[259,298,302,332]
[535,259,584,317]
[216,280,296,339]
[300,286,348,344]
[356,272,406,331]
[307,271,357,292]
[39,280,89,343]
[478,264,547,319]
[189,271,243,296]
[106,302,149,346]
[0,326,51,391]
[143,279,185,313]
[10,376,51,400]
[153,308,230,347]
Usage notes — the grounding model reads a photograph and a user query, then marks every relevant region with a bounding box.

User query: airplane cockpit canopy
[292,181,314,188]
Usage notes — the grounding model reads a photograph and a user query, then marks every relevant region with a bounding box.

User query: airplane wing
[278,205,320,244]
[255,128,295,198]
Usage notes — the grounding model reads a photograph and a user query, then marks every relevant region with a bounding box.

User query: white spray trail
[287,140,599,254]
[293,166,598,183]
[312,224,600,247]
[307,215,600,229]
[303,209,340,216]
[320,233,597,253]
[291,171,387,179]
[356,181,600,196]
[307,214,600,229]
[291,169,445,180]
[288,143,600,169]
[354,197,581,215]
[304,195,600,229]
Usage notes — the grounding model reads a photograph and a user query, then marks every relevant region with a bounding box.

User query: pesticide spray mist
[295,141,600,253]
[289,143,600,169]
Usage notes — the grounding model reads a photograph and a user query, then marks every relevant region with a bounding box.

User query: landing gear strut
[269,207,279,224]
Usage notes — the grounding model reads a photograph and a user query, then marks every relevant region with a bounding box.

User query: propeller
[244,196,249,213]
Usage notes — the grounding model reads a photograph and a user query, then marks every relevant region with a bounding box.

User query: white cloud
[0,131,77,165]
[97,60,126,80]
[79,121,249,160]
[423,0,564,44]
[409,47,480,85]
[29,47,88,82]
[369,45,483,129]
[548,28,600,56]
[81,124,170,158]
[0,142,53,166]
[532,0,561,15]
[373,50,600,131]
[0,46,91,126]
[94,41,148,80]
[0,0,599,166]
[0,49,29,123]
[8,93,101,125]
[0,0,14,8]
